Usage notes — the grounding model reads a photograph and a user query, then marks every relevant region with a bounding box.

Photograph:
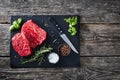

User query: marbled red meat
[21,20,47,48]
[12,20,47,57]
[12,33,32,57]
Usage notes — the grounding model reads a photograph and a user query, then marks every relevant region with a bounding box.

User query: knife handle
[55,24,63,34]
[49,17,63,35]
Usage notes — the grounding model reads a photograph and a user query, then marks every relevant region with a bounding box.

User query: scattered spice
[14,55,19,58]
[59,44,71,56]
[44,21,49,27]
[52,39,57,43]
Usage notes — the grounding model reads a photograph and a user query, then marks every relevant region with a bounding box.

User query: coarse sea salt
[48,52,59,64]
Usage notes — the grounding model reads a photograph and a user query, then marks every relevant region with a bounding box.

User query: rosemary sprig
[21,46,53,64]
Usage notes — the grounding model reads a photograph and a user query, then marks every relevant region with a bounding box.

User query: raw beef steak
[12,33,32,57]
[21,20,47,48]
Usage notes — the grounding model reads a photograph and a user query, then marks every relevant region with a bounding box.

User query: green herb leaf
[21,46,53,65]
[9,25,15,31]
[17,18,22,24]
[9,18,22,31]
[64,16,78,36]
[14,23,20,29]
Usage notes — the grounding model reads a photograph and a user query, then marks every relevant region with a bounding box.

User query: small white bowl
[48,52,59,64]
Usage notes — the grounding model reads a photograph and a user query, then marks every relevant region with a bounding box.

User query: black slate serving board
[10,15,80,68]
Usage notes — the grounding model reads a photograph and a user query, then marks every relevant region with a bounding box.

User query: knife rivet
[60,31,62,33]
[56,25,58,27]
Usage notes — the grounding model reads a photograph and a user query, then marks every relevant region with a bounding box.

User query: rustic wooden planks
[0,0,119,23]
[0,57,120,80]
[1,24,120,56]
[0,24,10,56]
[0,0,120,80]
[80,23,120,56]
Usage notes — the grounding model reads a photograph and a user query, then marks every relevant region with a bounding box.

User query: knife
[49,17,79,54]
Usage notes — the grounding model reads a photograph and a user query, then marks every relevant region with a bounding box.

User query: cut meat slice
[21,20,47,48]
[12,33,32,57]
[12,20,47,57]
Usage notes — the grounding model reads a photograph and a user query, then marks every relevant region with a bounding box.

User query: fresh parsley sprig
[64,16,78,36]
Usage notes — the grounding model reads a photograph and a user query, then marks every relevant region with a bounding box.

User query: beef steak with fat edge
[12,33,32,57]
[21,20,47,48]
[12,20,47,57]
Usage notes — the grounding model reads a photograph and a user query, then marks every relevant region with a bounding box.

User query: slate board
[10,15,80,68]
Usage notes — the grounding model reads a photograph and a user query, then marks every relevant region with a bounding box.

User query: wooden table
[0,0,120,80]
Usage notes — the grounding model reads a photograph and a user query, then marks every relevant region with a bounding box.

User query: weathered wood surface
[0,0,120,23]
[1,24,120,56]
[80,23,120,56]
[0,0,120,80]
[0,57,120,80]
[0,24,10,56]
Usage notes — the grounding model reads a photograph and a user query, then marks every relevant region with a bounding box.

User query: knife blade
[49,17,79,54]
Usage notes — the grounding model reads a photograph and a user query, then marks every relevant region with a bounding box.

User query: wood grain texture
[0,0,120,23]
[0,57,120,80]
[80,23,120,56]
[0,0,120,80]
[0,24,10,56]
[1,24,120,56]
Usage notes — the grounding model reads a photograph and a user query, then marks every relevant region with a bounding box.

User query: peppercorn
[59,44,71,56]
